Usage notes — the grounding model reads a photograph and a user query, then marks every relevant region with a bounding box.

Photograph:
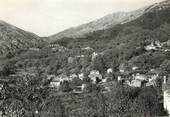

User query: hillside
[0,20,43,55]
[49,7,148,41]
[48,0,170,41]
[53,0,170,51]
[44,0,170,74]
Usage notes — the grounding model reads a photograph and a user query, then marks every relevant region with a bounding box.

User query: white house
[117,76,122,81]
[134,73,148,81]
[107,68,113,74]
[50,81,60,89]
[70,74,78,79]
[81,46,93,51]
[79,73,85,80]
[92,52,98,60]
[130,79,143,87]
[145,42,157,50]
[58,74,70,82]
[132,66,138,71]
[81,83,88,91]
[88,70,102,83]
[49,76,61,89]
[129,74,148,87]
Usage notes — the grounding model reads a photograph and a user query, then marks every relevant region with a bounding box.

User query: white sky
[0,0,164,36]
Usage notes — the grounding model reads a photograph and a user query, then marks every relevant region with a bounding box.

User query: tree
[0,61,16,76]
[0,69,52,117]
[91,54,106,73]
[59,81,72,92]
[40,97,66,117]
[132,87,166,116]
[160,59,170,75]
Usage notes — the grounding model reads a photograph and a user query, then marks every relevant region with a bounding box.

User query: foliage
[0,69,52,117]
[59,81,73,92]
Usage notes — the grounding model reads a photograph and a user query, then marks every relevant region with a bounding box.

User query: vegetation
[0,1,169,117]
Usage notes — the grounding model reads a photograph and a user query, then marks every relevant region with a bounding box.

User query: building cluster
[117,63,161,88]
[49,43,68,52]
[48,68,114,93]
[145,40,170,52]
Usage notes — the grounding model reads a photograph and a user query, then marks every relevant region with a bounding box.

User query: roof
[135,74,148,81]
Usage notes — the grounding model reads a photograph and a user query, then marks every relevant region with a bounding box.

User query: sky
[0,0,164,36]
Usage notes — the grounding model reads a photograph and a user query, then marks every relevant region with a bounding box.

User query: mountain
[48,1,169,41]
[52,0,170,52]
[47,0,170,75]
[0,20,42,55]
[49,8,148,41]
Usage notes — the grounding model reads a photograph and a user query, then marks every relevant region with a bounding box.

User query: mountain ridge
[48,0,169,41]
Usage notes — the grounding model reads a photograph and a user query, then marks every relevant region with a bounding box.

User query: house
[102,77,112,83]
[50,44,68,52]
[129,73,148,87]
[145,42,157,50]
[132,66,138,71]
[88,70,102,84]
[79,73,85,80]
[48,75,61,89]
[155,41,162,48]
[117,75,127,84]
[76,55,85,58]
[70,74,78,79]
[81,83,88,92]
[50,80,61,89]
[92,52,98,60]
[117,72,130,83]
[163,76,170,115]
[130,79,142,87]
[134,73,148,81]
[117,76,122,82]
[162,40,170,47]
[146,69,160,86]
[107,68,113,74]
[81,46,93,51]
[57,74,70,82]
[145,41,162,51]
[130,79,147,87]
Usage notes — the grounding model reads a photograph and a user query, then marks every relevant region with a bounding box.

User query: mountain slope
[0,20,42,55]
[53,0,170,52]
[48,1,170,41]
[49,6,149,41]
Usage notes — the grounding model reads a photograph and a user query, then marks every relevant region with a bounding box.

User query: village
[0,39,169,116]
[45,39,170,114]
[48,39,170,91]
